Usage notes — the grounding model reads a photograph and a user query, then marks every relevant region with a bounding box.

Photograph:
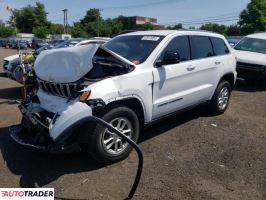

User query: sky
[0,0,250,27]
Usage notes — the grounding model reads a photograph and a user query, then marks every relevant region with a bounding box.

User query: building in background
[16,33,34,42]
[125,16,164,30]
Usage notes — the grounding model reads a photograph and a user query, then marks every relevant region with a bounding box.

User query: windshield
[104,35,164,64]
[234,37,266,54]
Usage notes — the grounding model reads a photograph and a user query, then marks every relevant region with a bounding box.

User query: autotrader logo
[0,188,54,200]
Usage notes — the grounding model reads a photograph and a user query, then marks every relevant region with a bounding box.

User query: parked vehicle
[32,38,48,49]
[54,38,84,48]
[34,44,55,56]
[10,30,236,163]
[227,38,240,47]
[4,40,15,48]
[234,32,266,82]
[2,54,21,78]
[0,39,5,47]
[26,41,32,48]
[12,40,28,50]
[50,39,65,47]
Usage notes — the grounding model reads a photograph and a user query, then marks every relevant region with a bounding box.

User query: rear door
[188,36,223,99]
[152,35,221,119]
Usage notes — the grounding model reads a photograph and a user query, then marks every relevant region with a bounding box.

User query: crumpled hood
[35,44,99,83]
[34,44,135,83]
[234,49,266,65]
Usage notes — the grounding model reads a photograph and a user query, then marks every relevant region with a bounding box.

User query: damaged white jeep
[10,30,236,163]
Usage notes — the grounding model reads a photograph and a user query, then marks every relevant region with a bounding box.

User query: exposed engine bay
[86,48,135,81]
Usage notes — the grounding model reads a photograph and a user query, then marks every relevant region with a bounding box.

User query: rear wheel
[209,81,231,115]
[84,105,140,164]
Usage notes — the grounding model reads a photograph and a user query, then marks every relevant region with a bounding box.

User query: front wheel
[85,105,140,164]
[209,81,232,115]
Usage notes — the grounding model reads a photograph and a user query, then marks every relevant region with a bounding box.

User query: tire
[209,81,231,115]
[84,105,140,164]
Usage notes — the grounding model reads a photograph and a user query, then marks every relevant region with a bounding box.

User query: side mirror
[163,51,180,65]
[155,51,180,67]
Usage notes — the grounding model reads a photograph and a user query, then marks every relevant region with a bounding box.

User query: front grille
[37,79,80,99]
[237,62,265,69]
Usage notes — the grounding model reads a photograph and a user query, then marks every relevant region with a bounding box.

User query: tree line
[0,0,265,38]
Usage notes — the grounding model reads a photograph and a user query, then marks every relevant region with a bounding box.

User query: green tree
[141,23,154,30]
[200,23,228,35]
[239,0,266,35]
[71,22,88,38]
[0,25,15,37]
[12,2,49,33]
[166,23,183,30]
[227,24,241,36]
[115,15,130,30]
[78,8,121,37]
[49,23,64,35]
[80,8,104,37]
[33,26,48,38]
[106,18,123,35]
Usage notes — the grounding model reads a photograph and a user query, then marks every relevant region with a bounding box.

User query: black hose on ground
[90,116,143,199]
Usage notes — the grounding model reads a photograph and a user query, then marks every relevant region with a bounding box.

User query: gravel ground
[0,48,266,200]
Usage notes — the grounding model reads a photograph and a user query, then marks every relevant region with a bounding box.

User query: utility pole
[62,9,68,34]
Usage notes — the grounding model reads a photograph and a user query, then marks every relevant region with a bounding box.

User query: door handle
[215,60,221,65]
[187,66,196,71]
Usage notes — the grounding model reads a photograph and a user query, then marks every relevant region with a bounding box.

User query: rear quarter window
[210,37,230,56]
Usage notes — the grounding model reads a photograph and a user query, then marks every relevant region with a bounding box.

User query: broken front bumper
[10,89,94,153]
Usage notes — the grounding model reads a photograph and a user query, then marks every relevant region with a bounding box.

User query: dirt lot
[0,48,266,200]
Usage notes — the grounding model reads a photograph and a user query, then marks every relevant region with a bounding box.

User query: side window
[161,36,190,62]
[190,36,214,59]
[210,37,230,55]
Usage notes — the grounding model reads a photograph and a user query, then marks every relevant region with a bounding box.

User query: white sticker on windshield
[141,36,160,41]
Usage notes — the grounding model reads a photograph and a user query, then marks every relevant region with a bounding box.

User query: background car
[34,44,55,56]
[227,38,241,47]
[2,54,21,78]
[11,40,28,50]
[234,32,266,83]
[32,38,48,49]
[53,38,84,48]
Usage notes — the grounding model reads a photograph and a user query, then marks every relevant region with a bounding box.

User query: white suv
[234,32,266,82]
[11,30,236,163]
